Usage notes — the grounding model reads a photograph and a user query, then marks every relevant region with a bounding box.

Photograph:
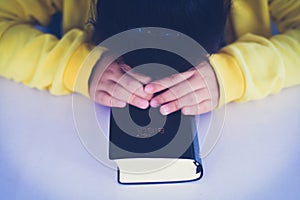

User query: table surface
[1,77,300,200]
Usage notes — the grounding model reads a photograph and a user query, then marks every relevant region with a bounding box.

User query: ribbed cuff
[64,44,106,98]
[209,53,245,107]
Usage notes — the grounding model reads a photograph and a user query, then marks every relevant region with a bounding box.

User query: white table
[1,77,300,200]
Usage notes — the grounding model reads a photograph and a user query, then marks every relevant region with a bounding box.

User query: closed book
[109,105,203,184]
[109,48,204,184]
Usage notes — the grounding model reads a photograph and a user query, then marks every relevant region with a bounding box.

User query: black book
[109,105,203,184]
[109,49,204,184]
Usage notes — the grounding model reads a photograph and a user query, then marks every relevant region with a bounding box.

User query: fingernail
[161,106,170,115]
[150,100,159,108]
[145,85,154,93]
[139,100,149,109]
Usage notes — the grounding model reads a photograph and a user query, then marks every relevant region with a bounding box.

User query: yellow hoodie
[0,0,299,107]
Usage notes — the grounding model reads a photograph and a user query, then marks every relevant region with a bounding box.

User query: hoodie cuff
[64,43,106,98]
[209,53,245,107]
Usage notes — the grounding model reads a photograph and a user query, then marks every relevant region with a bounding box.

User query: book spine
[191,117,203,175]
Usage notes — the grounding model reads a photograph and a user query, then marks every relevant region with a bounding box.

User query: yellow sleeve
[210,0,300,107]
[0,0,104,97]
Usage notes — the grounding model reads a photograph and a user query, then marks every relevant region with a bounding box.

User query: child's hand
[144,61,219,115]
[89,58,153,109]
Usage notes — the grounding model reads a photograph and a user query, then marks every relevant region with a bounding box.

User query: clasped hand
[89,57,219,115]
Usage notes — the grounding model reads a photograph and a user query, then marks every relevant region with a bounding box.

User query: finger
[121,64,152,84]
[182,100,215,115]
[144,70,195,94]
[94,91,127,108]
[158,89,209,115]
[128,94,150,109]
[178,89,209,107]
[116,73,153,100]
[96,65,152,100]
[103,63,125,82]
[150,75,207,107]
[150,89,178,108]
[177,89,209,108]
[160,100,181,116]
[107,82,149,109]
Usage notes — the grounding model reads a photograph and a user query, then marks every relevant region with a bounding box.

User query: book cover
[108,48,204,184]
[109,105,203,184]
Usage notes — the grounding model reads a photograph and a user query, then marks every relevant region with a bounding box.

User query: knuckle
[127,80,141,91]
[96,80,107,90]
[130,95,140,105]
[169,86,180,97]
[194,90,204,103]
[205,88,215,100]
[96,92,109,105]
[110,84,122,98]
[172,100,180,111]
[161,90,173,101]
[122,78,134,89]
[103,81,115,95]
[187,95,197,105]
[180,93,196,107]
[109,62,119,69]
[104,67,115,76]
[139,89,151,99]
[158,93,168,104]
[103,72,118,83]
[120,74,138,88]
[202,101,213,112]
[180,96,193,107]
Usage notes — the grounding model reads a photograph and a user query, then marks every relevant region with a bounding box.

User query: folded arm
[210,0,300,106]
[0,0,102,97]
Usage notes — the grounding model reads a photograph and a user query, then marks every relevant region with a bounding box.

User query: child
[89,0,229,114]
[0,0,299,115]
